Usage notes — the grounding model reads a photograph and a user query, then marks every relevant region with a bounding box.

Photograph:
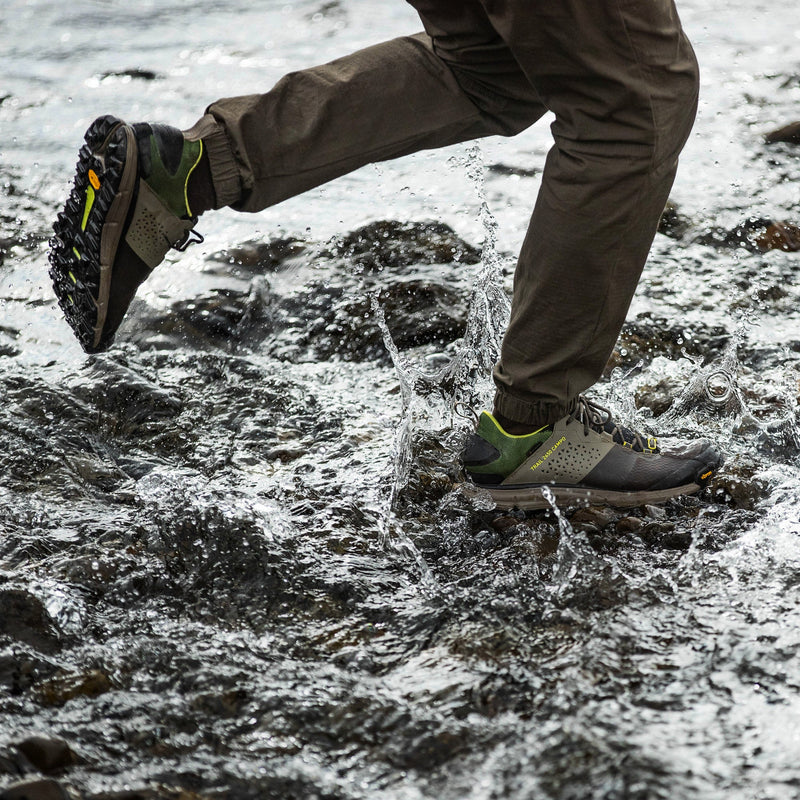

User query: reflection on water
[1,1,800,799]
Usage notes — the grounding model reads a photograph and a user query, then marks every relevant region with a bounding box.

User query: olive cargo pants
[186,0,699,428]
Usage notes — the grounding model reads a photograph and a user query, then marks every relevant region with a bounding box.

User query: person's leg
[51,2,546,353]
[189,1,546,212]
[485,0,700,429]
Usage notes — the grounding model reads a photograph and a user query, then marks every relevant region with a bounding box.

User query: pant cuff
[492,389,573,429]
[183,114,242,209]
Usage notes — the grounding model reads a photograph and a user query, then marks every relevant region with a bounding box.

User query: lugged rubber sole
[465,481,703,510]
[49,115,138,353]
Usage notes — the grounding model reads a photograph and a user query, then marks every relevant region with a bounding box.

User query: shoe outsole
[49,114,135,353]
[476,481,704,511]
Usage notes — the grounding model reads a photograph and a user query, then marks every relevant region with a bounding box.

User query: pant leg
[486,0,699,426]
[186,4,545,212]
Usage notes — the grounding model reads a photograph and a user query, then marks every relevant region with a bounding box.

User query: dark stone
[753,221,800,252]
[764,120,800,144]
[0,590,61,653]
[606,313,728,375]
[324,219,480,272]
[569,506,617,530]
[16,737,78,774]
[487,163,540,178]
[73,356,182,424]
[99,69,159,81]
[615,516,643,534]
[209,236,307,274]
[0,779,72,800]
[276,277,466,363]
[657,200,692,240]
[694,216,800,252]
[34,670,112,707]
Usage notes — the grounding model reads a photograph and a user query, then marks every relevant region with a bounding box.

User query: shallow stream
[2,1,800,798]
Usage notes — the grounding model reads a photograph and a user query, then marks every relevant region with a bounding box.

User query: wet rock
[569,506,617,530]
[74,356,182,424]
[606,313,728,374]
[644,504,667,520]
[490,515,522,533]
[84,790,207,800]
[694,216,800,252]
[615,516,643,534]
[708,458,769,510]
[657,200,693,240]
[0,651,61,696]
[66,454,130,491]
[754,221,800,252]
[0,590,61,653]
[0,779,73,800]
[487,163,540,178]
[764,120,800,144]
[635,520,685,549]
[276,277,467,363]
[209,236,307,275]
[34,669,112,707]
[324,219,480,272]
[635,378,680,417]
[16,737,78,774]
[167,281,272,346]
[99,69,159,81]
[190,689,248,719]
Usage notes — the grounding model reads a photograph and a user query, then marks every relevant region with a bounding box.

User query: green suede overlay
[143,138,202,219]
[468,412,552,477]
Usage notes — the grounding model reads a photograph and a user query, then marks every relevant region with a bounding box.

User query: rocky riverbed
[2,1,800,799]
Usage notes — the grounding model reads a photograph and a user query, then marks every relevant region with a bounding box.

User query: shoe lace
[172,226,204,252]
[569,395,658,453]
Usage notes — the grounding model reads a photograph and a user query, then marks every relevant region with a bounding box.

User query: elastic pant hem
[492,389,573,429]
[183,114,242,208]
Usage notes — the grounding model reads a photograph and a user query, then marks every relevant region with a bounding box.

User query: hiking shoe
[49,115,205,353]
[463,395,722,510]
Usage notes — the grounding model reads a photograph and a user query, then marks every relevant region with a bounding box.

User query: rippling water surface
[2,1,800,798]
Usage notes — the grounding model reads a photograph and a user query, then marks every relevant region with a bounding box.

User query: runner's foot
[463,395,722,509]
[49,115,207,352]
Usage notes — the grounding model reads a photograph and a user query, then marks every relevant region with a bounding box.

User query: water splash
[541,486,627,612]
[439,143,511,411]
[660,314,751,426]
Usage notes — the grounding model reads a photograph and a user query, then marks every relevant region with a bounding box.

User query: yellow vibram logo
[530,436,566,471]
[700,470,713,481]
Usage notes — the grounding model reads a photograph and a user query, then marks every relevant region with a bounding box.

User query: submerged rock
[323,219,480,271]
[657,200,693,240]
[208,236,307,275]
[754,221,800,252]
[16,737,78,775]
[764,120,800,144]
[606,313,728,375]
[695,216,800,252]
[34,670,112,707]
[277,277,467,363]
[0,590,62,653]
[0,779,73,800]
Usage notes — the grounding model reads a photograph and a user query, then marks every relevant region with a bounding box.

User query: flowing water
[2,1,800,798]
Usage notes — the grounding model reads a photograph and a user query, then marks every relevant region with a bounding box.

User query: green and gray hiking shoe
[463,395,722,510]
[49,115,204,353]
